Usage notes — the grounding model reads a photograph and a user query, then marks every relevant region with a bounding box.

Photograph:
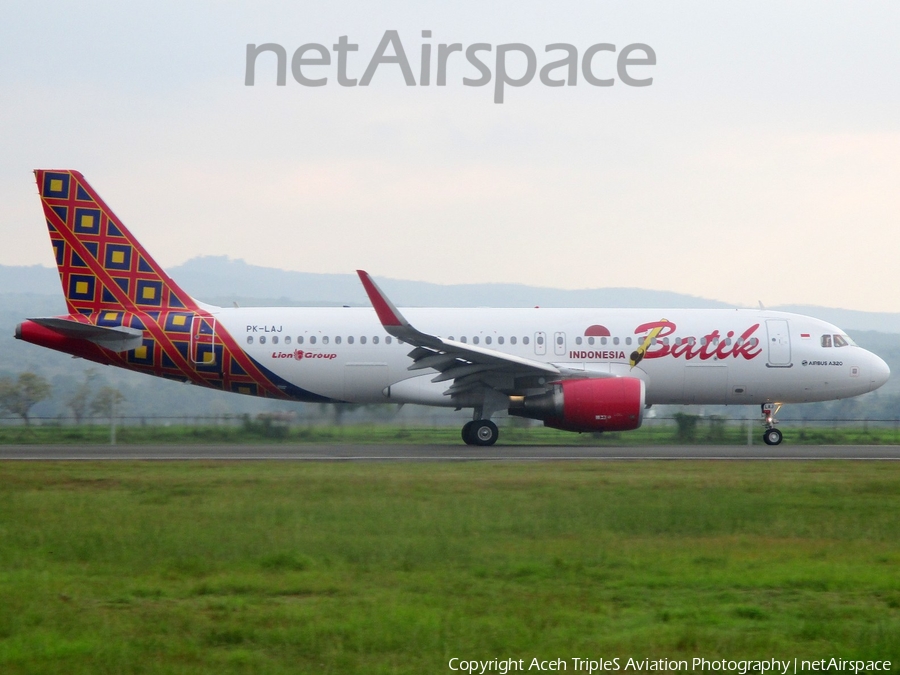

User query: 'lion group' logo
[271,350,337,360]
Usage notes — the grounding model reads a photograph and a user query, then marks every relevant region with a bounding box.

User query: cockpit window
[821,335,832,348]
[833,334,849,348]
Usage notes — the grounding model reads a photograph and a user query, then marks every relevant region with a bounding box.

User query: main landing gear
[462,419,499,446]
[761,403,783,446]
[461,394,506,446]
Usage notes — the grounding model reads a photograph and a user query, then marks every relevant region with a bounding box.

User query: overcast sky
[2,1,899,311]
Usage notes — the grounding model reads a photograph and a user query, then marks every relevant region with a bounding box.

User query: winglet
[356,270,409,328]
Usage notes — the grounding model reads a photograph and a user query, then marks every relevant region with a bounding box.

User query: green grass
[1,422,900,445]
[0,461,898,673]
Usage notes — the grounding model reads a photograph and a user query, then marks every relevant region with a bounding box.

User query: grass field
[2,421,900,445]
[0,461,898,673]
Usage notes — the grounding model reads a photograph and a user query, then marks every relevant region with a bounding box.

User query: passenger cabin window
[510,337,517,345]
[613,337,620,345]
[298,336,304,345]
[335,336,341,344]
[272,336,279,345]
[821,335,832,348]
[485,336,492,345]
[360,336,366,344]
[473,336,479,345]
[348,336,354,344]
[498,337,504,345]
[523,336,530,345]
[588,337,595,345]
[386,336,392,344]
[575,337,582,345]
[310,336,317,345]
[625,337,632,345]
[285,336,291,345]
[461,337,467,343]
[322,336,329,344]
[373,336,379,344]
[247,336,253,345]
[260,336,266,345]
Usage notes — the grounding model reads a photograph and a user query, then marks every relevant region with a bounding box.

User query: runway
[0,444,899,461]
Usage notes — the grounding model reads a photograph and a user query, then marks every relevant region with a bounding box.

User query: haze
[1,1,898,311]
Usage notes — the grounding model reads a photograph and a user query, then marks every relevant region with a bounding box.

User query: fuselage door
[190,315,218,366]
[765,319,791,366]
[553,332,566,356]
[534,331,547,356]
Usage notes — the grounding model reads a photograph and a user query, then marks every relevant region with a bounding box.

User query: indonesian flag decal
[800,333,811,339]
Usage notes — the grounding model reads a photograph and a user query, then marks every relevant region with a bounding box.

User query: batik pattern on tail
[38,170,193,315]
[33,170,314,400]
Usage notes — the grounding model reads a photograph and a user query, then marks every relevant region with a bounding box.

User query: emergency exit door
[553,332,566,356]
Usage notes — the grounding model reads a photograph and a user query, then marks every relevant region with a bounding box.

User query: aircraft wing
[28,317,145,352]
[357,271,606,398]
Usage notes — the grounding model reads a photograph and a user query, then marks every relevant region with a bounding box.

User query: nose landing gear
[761,403,783,446]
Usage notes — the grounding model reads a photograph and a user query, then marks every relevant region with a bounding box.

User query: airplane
[15,170,891,446]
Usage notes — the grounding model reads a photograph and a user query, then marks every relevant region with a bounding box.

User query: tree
[91,386,126,445]
[90,386,126,422]
[672,412,699,442]
[0,373,52,425]
[66,369,97,425]
[328,402,361,426]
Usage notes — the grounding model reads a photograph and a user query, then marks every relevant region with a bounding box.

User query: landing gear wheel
[461,421,476,445]
[763,428,783,446]
[470,420,499,447]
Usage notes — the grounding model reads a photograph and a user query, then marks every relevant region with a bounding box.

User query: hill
[5,257,900,334]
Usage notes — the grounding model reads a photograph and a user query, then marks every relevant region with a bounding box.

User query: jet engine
[508,377,645,432]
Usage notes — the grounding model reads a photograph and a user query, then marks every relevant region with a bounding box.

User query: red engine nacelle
[509,377,645,433]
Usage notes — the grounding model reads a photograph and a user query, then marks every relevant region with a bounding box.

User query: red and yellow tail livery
[19,170,312,400]
[38,169,195,316]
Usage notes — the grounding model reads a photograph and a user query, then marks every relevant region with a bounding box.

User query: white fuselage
[211,306,890,406]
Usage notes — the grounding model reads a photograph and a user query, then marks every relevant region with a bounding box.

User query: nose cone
[869,352,891,391]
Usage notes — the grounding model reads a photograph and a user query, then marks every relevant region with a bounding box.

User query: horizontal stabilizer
[28,317,144,352]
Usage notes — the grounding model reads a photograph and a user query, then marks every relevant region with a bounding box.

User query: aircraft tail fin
[34,170,197,316]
